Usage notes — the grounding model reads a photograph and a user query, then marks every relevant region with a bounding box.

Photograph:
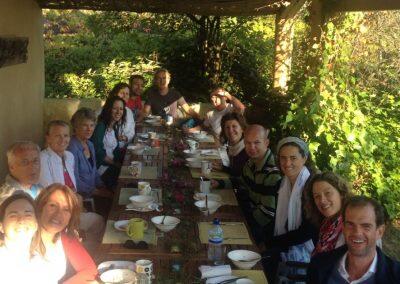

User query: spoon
[161,215,167,225]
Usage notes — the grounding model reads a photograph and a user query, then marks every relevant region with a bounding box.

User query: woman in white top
[105,82,135,146]
[39,120,105,254]
[91,96,126,189]
[0,193,40,283]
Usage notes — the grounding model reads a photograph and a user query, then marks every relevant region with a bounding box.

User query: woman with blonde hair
[35,184,97,283]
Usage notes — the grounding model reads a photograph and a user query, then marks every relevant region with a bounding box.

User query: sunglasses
[123,240,149,249]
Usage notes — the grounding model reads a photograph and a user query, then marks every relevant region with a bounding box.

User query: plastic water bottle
[208,218,225,265]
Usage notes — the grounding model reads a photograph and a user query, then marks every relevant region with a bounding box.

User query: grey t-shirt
[144,87,183,118]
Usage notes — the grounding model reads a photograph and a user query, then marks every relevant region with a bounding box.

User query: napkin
[205,275,238,284]
[199,265,232,279]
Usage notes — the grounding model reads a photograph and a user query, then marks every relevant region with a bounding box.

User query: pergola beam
[36,0,284,16]
[330,0,400,13]
[272,0,307,94]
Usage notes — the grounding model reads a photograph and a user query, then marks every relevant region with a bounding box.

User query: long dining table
[94,120,268,283]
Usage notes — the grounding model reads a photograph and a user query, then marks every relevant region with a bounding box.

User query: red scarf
[313,215,343,256]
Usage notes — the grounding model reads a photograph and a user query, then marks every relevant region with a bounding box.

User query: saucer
[114,220,130,231]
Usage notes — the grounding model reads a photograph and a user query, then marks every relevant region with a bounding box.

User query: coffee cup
[186,139,199,151]
[138,181,151,195]
[200,178,211,194]
[129,161,142,178]
[136,259,153,280]
[201,160,212,176]
[127,218,148,240]
[148,132,157,139]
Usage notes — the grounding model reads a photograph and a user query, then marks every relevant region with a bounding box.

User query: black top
[144,86,182,118]
[307,245,400,284]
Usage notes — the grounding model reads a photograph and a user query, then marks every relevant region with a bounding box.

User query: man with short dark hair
[307,196,400,283]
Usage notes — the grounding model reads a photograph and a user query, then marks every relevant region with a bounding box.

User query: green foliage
[284,13,400,219]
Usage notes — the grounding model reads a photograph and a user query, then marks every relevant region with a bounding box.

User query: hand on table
[211,179,219,189]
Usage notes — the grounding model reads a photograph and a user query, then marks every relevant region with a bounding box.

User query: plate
[137,133,148,139]
[193,192,222,202]
[114,220,129,231]
[126,203,154,212]
[98,260,136,273]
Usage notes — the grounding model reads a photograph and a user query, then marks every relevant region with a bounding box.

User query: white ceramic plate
[114,220,130,231]
[126,203,154,212]
[98,260,136,272]
[193,192,222,202]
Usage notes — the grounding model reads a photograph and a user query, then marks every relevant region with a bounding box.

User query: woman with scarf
[305,172,352,255]
[263,137,318,283]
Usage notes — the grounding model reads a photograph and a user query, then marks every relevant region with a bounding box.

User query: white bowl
[227,250,261,269]
[194,200,221,215]
[127,144,145,155]
[183,149,200,158]
[151,216,180,232]
[186,157,202,168]
[100,268,136,284]
[129,195,155,208]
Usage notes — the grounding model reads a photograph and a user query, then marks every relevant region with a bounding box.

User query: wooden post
[307,0,324,76]
[272,0,306,94]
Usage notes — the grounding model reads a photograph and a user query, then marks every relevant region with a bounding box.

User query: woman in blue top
[68,108,112,216]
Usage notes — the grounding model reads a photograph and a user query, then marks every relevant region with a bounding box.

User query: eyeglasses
[123,240,149,249]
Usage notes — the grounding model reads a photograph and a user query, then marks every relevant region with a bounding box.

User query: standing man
[307,196,400,283]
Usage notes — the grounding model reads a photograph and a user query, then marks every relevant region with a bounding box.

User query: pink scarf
[313,215,343,256]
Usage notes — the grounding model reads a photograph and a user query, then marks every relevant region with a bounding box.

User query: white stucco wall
[0,0,44,180]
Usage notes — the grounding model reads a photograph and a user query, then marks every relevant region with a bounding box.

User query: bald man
[215,124,282,244]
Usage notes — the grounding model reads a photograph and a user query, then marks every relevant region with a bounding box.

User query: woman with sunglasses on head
[35,183,97,283]
[304,172,352,255]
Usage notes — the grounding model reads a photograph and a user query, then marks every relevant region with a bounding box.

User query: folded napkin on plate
[199,265,232,279]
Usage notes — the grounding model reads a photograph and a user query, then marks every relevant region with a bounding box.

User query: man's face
[244,129,269,161]
[154,72,170,90]
[210,89,227,111]
[343,205,384,258]
[46,125,70,155]
[9,148,40,186]
[131,78,144,97]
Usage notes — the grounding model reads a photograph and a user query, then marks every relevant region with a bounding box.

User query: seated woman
[264,137,318,282]
[0,193,39,283]
[142,68,200,120]
[39,120,105,253]
[305,172,352,255]
[105,83,135,147]
[218,112,249,177]
[35,184,98,283]
[68,108,112,217]
[91,96,126,189]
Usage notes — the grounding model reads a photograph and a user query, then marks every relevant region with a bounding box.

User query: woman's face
[46,125,70,155]
[1,199,37,243]
[224,119,243,145]
[154,71,170,90]
[278,145,307,181]
[312,181,343,218]
[40,190,71,236]
[111,100,124,123]
[117,87,130,103]
[75,119,95,141]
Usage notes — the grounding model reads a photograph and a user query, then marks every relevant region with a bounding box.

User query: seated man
[307,196,400,283]
[0,141,42,203]
[214,124,281,244]
[128,74,145,119]
[186,87,245,136]
[142,68,200,120]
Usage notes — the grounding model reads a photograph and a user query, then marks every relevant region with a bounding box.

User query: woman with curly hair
[304,171,352,255]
